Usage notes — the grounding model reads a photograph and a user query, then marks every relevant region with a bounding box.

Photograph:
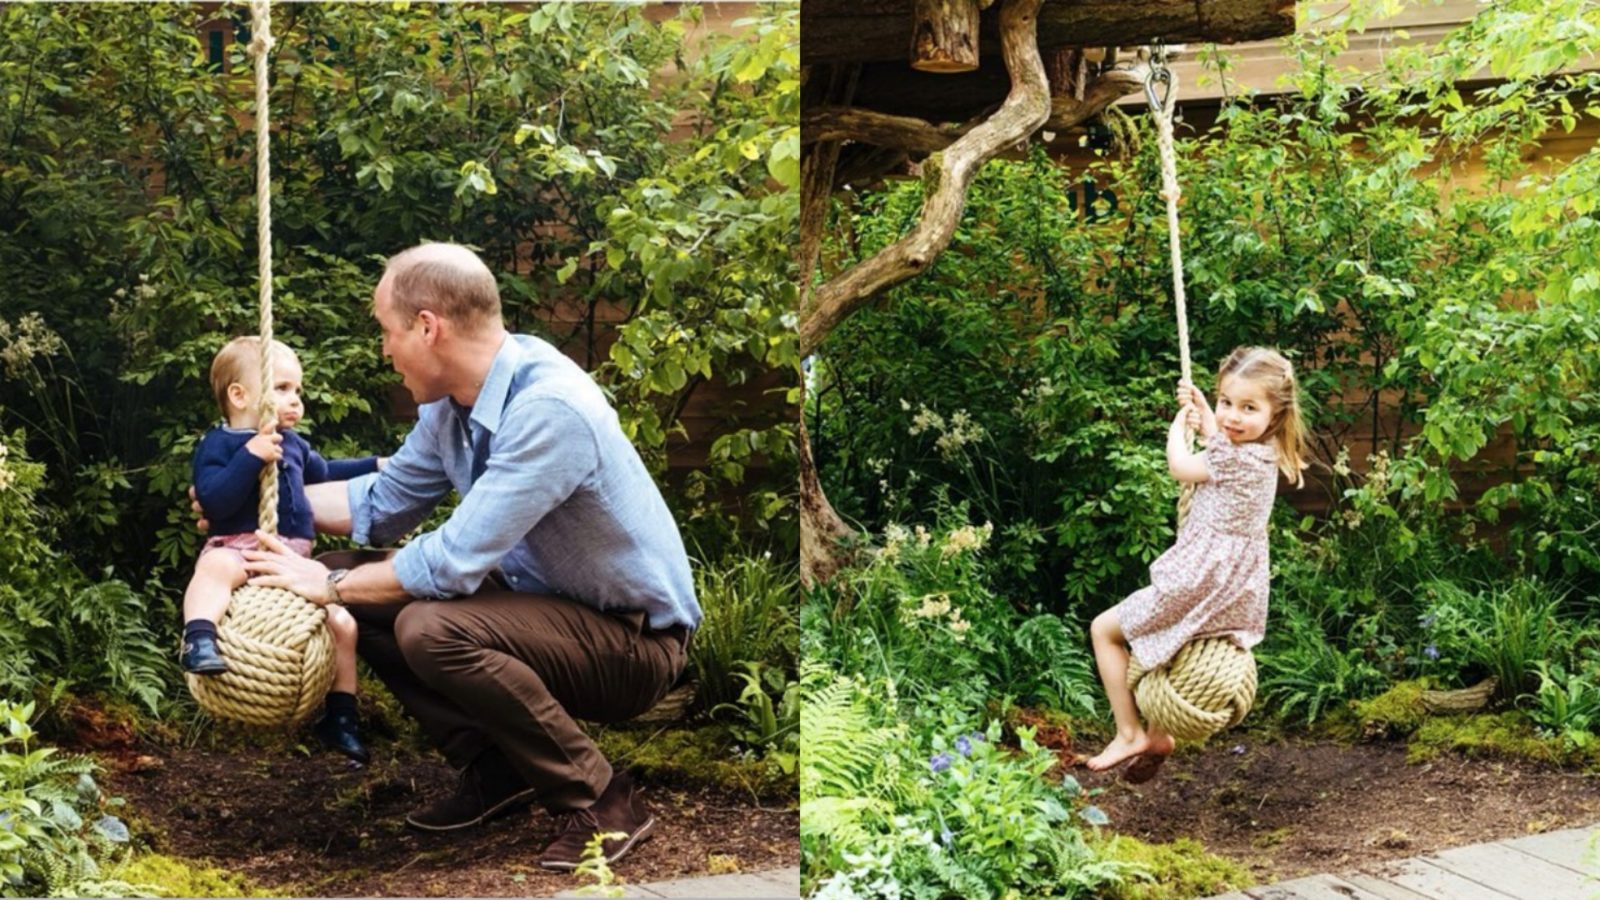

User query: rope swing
[1124,47,1257,742]
[185,0,337,727]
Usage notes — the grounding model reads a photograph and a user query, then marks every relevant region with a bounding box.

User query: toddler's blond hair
[209,336,296,417]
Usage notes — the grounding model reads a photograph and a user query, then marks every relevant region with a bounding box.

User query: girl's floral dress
[1117,432,1280,669]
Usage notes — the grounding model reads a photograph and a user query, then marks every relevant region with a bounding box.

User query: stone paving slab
[553,866,799,898]
[1210,824,1599,900]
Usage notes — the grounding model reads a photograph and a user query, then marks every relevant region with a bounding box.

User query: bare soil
[1084,735,1600,884]
[99,740,798,897]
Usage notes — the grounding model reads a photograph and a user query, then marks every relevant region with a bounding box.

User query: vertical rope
[1148,64,1197,526]
[1151,67,1189,387]
[249,0,279,539]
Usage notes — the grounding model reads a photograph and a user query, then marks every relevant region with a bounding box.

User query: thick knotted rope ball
[1127,636,1256,742]
[184,584,336,727]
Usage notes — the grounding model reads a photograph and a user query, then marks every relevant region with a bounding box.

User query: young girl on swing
[1084,346,1308,779]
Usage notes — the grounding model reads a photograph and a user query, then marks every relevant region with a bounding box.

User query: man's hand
[188,485,210,534]
[245,422,283,463]
[242,530,334,604]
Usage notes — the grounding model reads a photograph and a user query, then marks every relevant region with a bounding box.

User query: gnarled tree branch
[799,0,1050,584]
[798,0,1051,358]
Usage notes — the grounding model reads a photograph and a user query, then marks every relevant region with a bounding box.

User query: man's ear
[419,307,444,342]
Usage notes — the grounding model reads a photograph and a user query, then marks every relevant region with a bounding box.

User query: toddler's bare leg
[326,604,359,695]
[183,551,248,624]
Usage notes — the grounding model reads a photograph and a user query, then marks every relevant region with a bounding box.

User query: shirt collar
[459,334,519,435]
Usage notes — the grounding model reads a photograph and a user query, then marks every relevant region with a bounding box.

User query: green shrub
[1257,603,1387,727]
[0,430,169,713]
[0,702,156,898]
[1525,656,1600,752]
[690,553,799,712]
[801,666,1126,899]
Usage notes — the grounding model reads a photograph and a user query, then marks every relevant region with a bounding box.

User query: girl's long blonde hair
[1217,346,1308,487]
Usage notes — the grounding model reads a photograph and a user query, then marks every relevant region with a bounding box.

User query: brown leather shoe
[537,771,655,871]
[405,747,539,832]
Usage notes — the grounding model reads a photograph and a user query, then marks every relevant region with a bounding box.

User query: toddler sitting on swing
[1085,346,1307,781]
[180,336,380,763]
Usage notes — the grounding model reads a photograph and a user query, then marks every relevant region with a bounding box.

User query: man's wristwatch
[325,568,351,605]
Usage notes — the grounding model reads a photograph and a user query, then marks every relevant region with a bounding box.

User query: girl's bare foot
[1084,730,1175,771]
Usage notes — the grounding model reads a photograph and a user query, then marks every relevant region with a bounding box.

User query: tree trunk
[797,0,1051,584]
[910,0,981,73]
[798,65,859,586]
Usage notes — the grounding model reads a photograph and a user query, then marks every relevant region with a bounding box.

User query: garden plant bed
[1090,736,1600,886]
[102,742,798,897]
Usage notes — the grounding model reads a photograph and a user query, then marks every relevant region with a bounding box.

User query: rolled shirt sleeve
[392,395,599,599]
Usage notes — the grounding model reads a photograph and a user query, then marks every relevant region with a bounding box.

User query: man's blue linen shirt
[346,334,702,631]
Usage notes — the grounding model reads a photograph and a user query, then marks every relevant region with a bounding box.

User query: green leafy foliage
[0,702,155,898]
[690,552,798,712]
[802,519,1128,897]
[0,2,797,610]
[0,431,168,713]
[811,0,1600,740]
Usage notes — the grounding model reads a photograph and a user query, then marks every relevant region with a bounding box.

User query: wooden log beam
[802,61,1149,155]
[911,0,982,73]
[799,0,1051,358]
[803,0,1296,66]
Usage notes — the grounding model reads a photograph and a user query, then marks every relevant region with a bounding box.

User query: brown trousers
[323,551,688,811]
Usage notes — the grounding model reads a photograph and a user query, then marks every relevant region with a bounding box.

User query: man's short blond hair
[210,336,296,415]
[382,242,502,329]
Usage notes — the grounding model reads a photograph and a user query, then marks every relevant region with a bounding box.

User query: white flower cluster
[903,591,972,641]
[939,521,993,559]
[903,401,986,460]
[1336,448,1395,530]
[0,438,11,491]
[1013,374,1058,406]
[0,313,65,379]
[876,522,936,563]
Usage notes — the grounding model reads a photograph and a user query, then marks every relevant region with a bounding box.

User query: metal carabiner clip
[1145,65,1173,113]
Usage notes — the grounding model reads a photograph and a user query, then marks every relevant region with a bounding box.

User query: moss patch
[1097,835,1254,900]
[594,726,795,801]
[113,852,288,897]
[1352,680,1430,740]
[1408,711,1584,766]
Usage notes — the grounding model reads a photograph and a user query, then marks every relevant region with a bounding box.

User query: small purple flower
[969,731,986,743]
[940,826,954,846]
[1419,613,1438,630]
[1424,644,1440,660]
[954,735,973,757]
[929,752,953,774]
[1230,744,1246,755]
